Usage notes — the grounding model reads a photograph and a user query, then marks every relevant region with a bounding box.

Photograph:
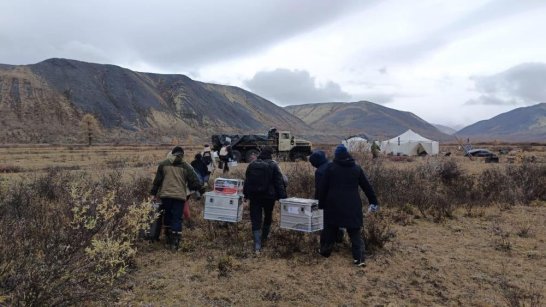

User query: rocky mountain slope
[456,103,546,142]
[285,101,451,141]
[434,124,457,135]
[0,58,311,143]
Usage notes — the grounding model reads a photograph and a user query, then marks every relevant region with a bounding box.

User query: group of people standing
[151,143,378,266]
[189,143,235,187]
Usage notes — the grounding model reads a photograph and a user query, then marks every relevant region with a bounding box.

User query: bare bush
[359,158,545,221]
[363,212,396,252]
[0,169,154,306]
[498,274,543,307]
[284,162,315,198]
[506,162,546,203]
[0,164,24,173]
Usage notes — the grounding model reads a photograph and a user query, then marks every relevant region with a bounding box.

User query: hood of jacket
[309,150,328,168]
[166,152,183,165]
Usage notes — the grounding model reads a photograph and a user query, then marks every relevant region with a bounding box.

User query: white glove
[368,204,379,213]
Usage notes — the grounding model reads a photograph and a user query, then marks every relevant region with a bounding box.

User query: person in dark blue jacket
[309,150,344,245]
[318,144,379,266]
[309,150,330,200]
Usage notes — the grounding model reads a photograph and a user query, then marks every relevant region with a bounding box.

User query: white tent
[380,129,439,156]
[342,136,371,152]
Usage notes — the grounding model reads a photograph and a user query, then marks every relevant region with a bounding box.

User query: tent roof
[385,129,434,143]
[344,136,368,142]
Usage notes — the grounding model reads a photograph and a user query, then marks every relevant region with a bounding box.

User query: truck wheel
[245,149,260,162]
[291,152,308,162]
[231,150,242,162]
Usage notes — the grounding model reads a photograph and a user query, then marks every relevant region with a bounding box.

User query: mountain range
[0,58,308,143]
[284,101,451,141]
[0,58,544,144]
[456,103,546,142]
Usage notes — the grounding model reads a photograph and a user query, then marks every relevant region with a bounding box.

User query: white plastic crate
[213,178,244,195]
[280,198,323,232]
[204,192,244,222]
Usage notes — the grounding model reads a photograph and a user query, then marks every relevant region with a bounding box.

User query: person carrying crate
[243,146,287,252]
[310,150,344,244]
[151,146,205,251]
[317,144,379,266]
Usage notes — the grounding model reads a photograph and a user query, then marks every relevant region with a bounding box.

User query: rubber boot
[252,230,262,252]
[171,230,181,251]
[261,225,271,247]
[335,228,345,244]
[164,227,172,248]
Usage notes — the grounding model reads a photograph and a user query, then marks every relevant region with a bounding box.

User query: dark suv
[465,149,496,157]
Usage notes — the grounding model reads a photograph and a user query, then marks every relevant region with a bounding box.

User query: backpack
[245,159,274,196]
[203,151,212,165]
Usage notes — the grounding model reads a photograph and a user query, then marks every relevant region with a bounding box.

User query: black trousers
[320,224,364,261]
[161,197,185,232]
[249,198,275,231]
[220,156,229,173]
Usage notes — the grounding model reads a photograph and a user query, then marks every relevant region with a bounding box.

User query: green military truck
[211,128,312,162]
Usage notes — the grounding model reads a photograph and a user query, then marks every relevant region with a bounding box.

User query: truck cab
[277,130,295,152]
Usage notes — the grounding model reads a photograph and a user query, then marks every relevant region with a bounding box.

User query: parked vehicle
[211,128,312,162]
[464,149,497,157]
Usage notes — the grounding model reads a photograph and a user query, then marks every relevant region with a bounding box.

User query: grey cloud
[465,95,517,106]
[370,0,546,63]
[244,68,351,105]
[358,93,395,104]
[466,63,546,105]
[0,0,370,71]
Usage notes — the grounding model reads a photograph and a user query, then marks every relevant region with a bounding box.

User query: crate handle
[300,207,305,213]
[229,200,233,205]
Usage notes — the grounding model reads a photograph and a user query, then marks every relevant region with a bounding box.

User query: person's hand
[368,204,379,213]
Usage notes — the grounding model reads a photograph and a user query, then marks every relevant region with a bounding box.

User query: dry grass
[115,205,545,306]
[1,144,545,306]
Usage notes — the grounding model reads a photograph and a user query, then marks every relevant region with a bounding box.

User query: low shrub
[0,164,24,173]
[363,212,396,252]
[0,169,154,306]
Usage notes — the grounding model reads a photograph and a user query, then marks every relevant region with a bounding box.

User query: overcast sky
[2,0,546,128]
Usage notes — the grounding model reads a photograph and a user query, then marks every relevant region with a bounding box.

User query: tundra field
[0,144,545,306]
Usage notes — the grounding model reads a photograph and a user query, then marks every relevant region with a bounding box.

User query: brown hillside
[286,101,451,141]
[0,58,311,143]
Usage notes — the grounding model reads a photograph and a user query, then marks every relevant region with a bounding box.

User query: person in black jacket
[309,150,330,200]
[318,144,379,266]
[310,150,345,245]
[243,146,287,252]
[190,153,209,185]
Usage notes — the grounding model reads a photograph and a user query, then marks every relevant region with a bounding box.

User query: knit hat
[334,144,348,156]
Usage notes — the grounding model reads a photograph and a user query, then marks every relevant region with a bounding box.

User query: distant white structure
[380,129,439,156]
[342,136,371,152]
